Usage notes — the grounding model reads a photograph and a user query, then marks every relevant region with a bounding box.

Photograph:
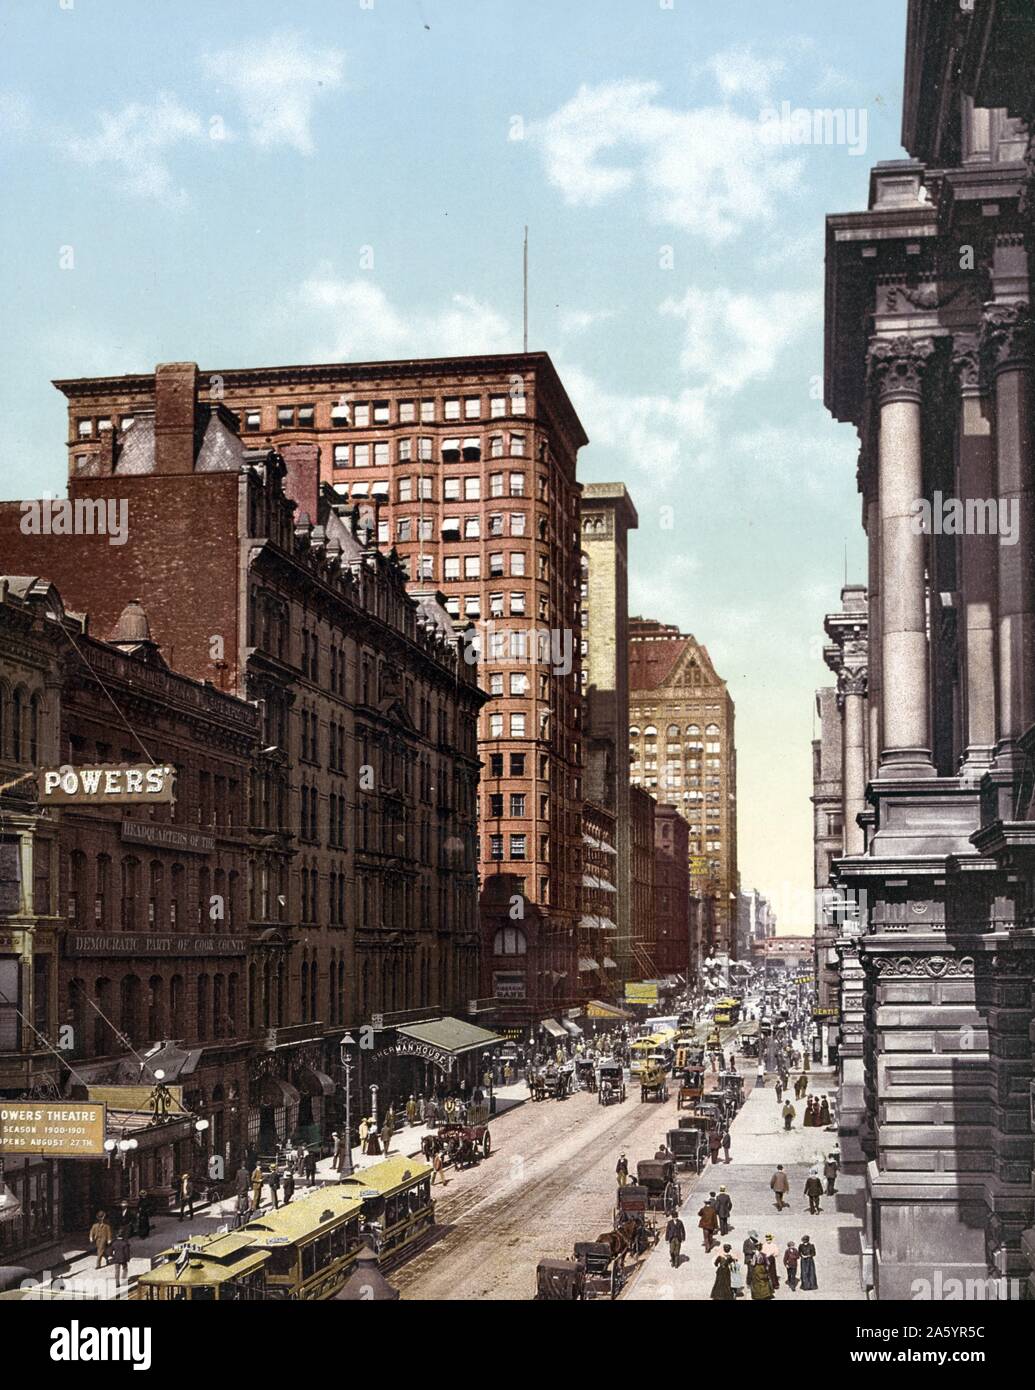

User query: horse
[593,1219,642,1266]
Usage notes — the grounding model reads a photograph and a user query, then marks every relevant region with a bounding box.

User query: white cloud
[201,32,344,155]
[705,47,784,104]
[559,307,615,335]
[529,79,802,243]
[61,93,204,207]
[660,286,820,392]
[285,270,514,360]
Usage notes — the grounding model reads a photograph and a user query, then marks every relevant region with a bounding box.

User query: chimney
[153,362,199,475]
[280,441,320,522]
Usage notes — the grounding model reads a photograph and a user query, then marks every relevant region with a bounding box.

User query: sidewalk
[19,1082,530,1296]
[627,1070,866,1301]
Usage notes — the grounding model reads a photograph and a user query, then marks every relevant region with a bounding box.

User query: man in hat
[782,1099,796,1130]
[178,1173,194,1222]
[714,1186,733,1235]
[698,1196,719,1252]
[804,1169,823,1215]
[770,1164,789,1211]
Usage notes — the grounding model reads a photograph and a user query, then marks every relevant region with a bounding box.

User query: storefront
[360,1016,503,1115]
[0,1155,58,1259]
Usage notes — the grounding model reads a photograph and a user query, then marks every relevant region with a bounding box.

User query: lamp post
[339,1034,355,1178]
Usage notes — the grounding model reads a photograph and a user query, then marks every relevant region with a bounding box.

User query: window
[489,593,504,617]
[489,753,504,777]
[420,399,435,422]
[489,713,503,737]
[398,439,412,462]
[510,793,526,816]
[510,592,526,615]
[77,418,93,438]
[397,518,412,541]
[373,401,390,424]
[445,597,460,616]
[399,400,416,423]
[510,433,526,456]
[398,477,413,501]
[464,396,481,419]
[510,512,526,535]
[490,436,504,459]
[489,673,504,696]
[490,394,507,418]
[510,672,528,695]
[464,555,480,579]
[463,477,480,501]
[333,444,349,468]
[378,520,389,544]
[462,436,480,460]
[489,513,504,536]
[419,436,433,460]
[489,552,504,576]
[418,477,433,499]
[493,925,526,954]
[444,477,460,500]
[444,397,461,420]
[510,754,525,775]
[509,834,527,860]
[331,402,350,425]
[417,554,434,579]
[353,404,370,427]
[464,595,480,617]
[489,835,504,861]
[490,471,505,495]
[353,443,370,468]
[374,441,389,467]
[418,518,433,541]
[464,517,481,539]
[298,405,314,426]
[443,557,460,581]
[510,713,526,737]
[245,410,261,432]
[510,552,526,576]
[511,388,526,414]
[510,472,525,496]
[277,407,294,427]
[488,793,504,817]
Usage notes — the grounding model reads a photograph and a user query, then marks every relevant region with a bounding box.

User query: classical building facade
[823,0,1035,1298]
[0,362,490,1165]
[580,484,638,985]
[629,619,738,955]
[49,353,587,1024]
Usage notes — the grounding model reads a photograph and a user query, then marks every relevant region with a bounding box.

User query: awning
[582,833,601,849]
[259,1076,301,1108]
[582,873,601,889]
[603,957,618,970]
[296,1067,336,1097]
[540,1017,567,1039]
[598,841,617,855]
[561,1019,583,1037]
[394,1016,503,1058]
[585,999,633,1020]
[578,957,600,973]
[579,914,617,932]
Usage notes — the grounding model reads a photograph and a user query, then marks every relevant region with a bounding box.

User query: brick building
[48,353,588,1024]
[0,362,489,1154]
[628,784,657,980]
[629,619,739,954]
[653,803,691,981]
[579,800,619,1002]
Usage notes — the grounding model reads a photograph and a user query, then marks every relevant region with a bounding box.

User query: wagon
[676,1069,704,1109]
[666,1127,708,1173]
[613,1185,659,1251]
[421,1120,491,1167]
[597,1061,627,1105]
[575,1058,597,1092]
[534,1258,585,1300]
[639,1062,669,1103]
[635,1159,681,1215]
[573,1241,624,1299]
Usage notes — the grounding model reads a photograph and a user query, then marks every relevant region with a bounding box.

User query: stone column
[952,335,998,772]
[865,492,882,782]
[839,670,868,854]
[867,336,937,778]
[982,304,1035,764]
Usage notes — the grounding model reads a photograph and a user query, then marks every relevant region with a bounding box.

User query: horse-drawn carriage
[639,1061,670,1103]
[528,1065,572,1102]
[421,1120,491,1168]
[575,1058,597,1092]
[534,1258,585,1300]
[612,1184,659,1251]
[635,1159,681,1215]
[676,1068,704,1109]
[666,1126,708,1173]
[573,1241,626,1299]
[597,1060,627,1105]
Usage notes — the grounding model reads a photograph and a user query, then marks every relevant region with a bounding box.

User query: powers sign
[38,764,177,805]
[0,1102,107,1157]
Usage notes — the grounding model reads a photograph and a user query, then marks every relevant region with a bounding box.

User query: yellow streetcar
[135,1155,433,1302]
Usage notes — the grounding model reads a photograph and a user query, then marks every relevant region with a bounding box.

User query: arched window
[228,972,239,1035]
[643,725,657,739]
[300,959,309,1022]
[11,688,23,760]
[29,693,41,763]
[706,723,720,735]
[196,973,210,1041]
[121,857,139,930]
[170,974,185,1035]
[628,726,640,738]
[667,723,680,738]
[310,960,318,1021]
[213,974,225,1038]
[686,724,700,735]
[147,975,163,1037]
[493,926,527,955]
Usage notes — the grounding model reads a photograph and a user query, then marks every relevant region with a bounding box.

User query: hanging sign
[38,764,177,805]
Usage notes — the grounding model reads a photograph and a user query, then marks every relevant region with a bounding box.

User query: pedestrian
[109,1228,131,1286]
[232,1191,250,1229]
[770,1164,789,1210]
[729,1251,745,1298]
[782,1100,796,1131]
[89,1210,113,1269]
[305,1148,318,1184]
[819,1095,832,1127]
[666,1214,686,1268]
[755,1064,765,1089]
[823,1153,839,1196]
[267,1167,281,1210]
[406,1095,418,1127]
[616,1153,629,1187]
[178,1173,194,1222]
[804,1096,817,1127]
[742,1229,760,1267]
[708,1127,722,1165]
[783,1239,800,1291]
[135,1191,152,1240]
[775,1078,784,1104]
[431,1151,445,1185]
[711,1244,735,1299]
[698,1199,719,1252]
[283,1169,295,1205]
[798,1234,818,1290]
[720,1129,732,1163]
[796,1072,808,1100]
[251,1163,263,1211]
[749,1250,774,1300]
[714,1186,733,1235]
[358,1117,369,1153]
[380,1117,393,1155]
[804,1169,823,1215]
[235,1163,250,1198]
[761,1233,781,1290]
[425,1097,437,1128]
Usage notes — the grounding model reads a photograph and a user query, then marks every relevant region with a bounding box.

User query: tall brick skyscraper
[629,619,738,956]
[50,352,588,1023]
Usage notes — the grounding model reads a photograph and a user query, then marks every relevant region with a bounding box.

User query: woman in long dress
[761,1235,781,1291]
[710,1246,735,1300]
[798,1235,818,1291]
[749,1251,774,1300]
[818,1096,831,1126]
[730,1253,745,1298]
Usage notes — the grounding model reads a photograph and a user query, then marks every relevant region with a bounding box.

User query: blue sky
[0,0,910,926]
